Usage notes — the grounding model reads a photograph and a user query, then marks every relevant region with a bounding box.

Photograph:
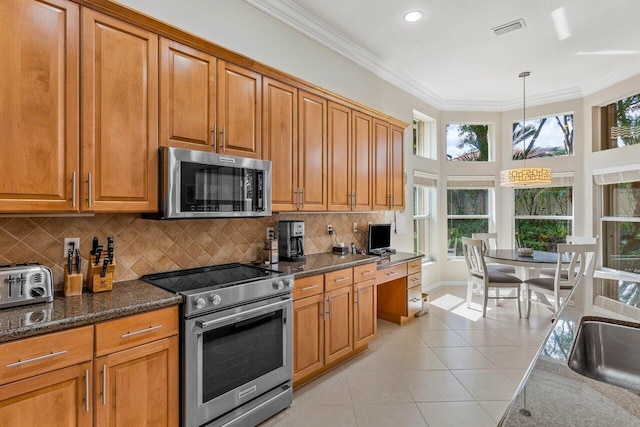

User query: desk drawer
[408,286,423,317]
[408,259,422,275]
[407,272,422,289]
[0,326,93,386]
[353,262,377,283]
[293,274,324,299]
[95,306,178,357]
[325,268,353,292]
[376,263,407,285]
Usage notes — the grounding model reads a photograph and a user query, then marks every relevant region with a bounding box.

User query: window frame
[510,112,574,159]
[413,183,435,261]
[446,186,493,258]
[413,111,436,159]
[445,122,494,162]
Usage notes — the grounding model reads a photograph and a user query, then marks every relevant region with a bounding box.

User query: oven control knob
[273,280,285,290]
[209,294,222,305]
[194,297,206,310]
[286,279,294,288]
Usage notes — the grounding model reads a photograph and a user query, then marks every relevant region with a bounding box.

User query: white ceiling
[245,0,640,111]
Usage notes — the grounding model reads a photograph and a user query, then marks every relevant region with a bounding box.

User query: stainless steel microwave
[148,147,271,219]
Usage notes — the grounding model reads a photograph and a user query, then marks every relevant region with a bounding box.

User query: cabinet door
[324,286,353,365]
[0,0,79,212]
[293,294,324,383]
[263,77,298,211]
[217,61,262,158]
[327,102,351,211]
[81,9,158,212]
[298,91,327,211]
[0,362,92,426]
[94,337,179,427]
[372,118,390,210]
[159,38,216,151]
[390,124,405,210]
[354,279,377,349]
[352,111,373,211]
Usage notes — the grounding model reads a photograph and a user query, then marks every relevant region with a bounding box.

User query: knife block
[64,271,83,296]
[86,256,115,293]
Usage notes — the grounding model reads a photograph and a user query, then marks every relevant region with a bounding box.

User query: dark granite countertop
[0,280,182,344]
[499,278,640,426]
[273,251,423,278]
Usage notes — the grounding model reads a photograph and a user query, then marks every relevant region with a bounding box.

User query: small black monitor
[368,223,391,254]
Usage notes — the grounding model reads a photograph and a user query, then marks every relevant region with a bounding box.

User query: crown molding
[245,0,640,112]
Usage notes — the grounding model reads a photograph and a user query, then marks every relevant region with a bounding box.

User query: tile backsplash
[0,212,384,289]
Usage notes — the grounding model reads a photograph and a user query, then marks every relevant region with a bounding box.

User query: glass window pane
[446,124,490,161]
[603,182,640,217]
[515,219,572,251]
[447,218,488,256]
[515,187,572,216]
[604,94,640,149]
[414,218,429,257]
[600,279,640,308]
[602,220,640,274]
[447,189,488,215]
[511,114,573,159]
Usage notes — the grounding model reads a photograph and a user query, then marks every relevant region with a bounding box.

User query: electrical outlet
[327,224,333,235]
[63,237,80,258]
[266,227,275,240]
[353,222,358,232]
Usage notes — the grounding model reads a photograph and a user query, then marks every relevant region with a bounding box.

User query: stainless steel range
[141,263,294,427]
[0,263,53,310]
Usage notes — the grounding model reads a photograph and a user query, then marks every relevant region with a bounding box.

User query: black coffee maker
[278,220,306,261]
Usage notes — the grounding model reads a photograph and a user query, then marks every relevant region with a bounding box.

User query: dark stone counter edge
[288,258,378,279]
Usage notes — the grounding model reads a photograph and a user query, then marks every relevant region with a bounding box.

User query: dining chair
[524,242,598,318]
[539,235,598,278]
[462,237,522,317]
[472,232,516,274]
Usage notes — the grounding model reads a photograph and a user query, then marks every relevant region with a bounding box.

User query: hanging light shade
[500,72,552,187]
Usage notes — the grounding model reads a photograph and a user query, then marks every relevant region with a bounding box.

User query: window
[514,186,573,251]
[413,112,436,159]
[447,183,491,257]
[511,114,573,159]
[600,179,640,275]
[413,173,436,260]
[446,123,491,161]
[600,92,640,149]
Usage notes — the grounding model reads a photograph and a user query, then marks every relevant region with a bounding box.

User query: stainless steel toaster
[0,263,54,310]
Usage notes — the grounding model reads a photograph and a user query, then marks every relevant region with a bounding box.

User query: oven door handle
[195,298,292,330]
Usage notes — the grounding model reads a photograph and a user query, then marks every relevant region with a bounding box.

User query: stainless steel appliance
[278,220,306,261]
[0,263,53,310]
[141,263,294,427]
[146,147,272,219]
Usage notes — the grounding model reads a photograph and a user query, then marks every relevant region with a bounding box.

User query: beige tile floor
[261,285,555,427]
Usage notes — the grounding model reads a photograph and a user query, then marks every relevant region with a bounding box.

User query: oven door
[184,295,292,427]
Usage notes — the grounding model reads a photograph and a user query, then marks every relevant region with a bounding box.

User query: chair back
[461,237,487,279]
[472,233,498,251]
[556,242,599,290]
[566,235,598,244]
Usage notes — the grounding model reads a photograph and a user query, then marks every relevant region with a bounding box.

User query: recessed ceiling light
[403,11,423,23]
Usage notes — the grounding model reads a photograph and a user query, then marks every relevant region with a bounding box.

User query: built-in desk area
[374,252,424,324]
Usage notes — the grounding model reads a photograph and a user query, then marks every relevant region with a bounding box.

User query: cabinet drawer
[407,259,422,275]
[408,272,422,289]
[324,268,353,292]
[293,274,324,300]
[95,306,179,357]
[408,285,423,317]
[353,262,377,283]
[0,326,93,386]
[376,263,407,285]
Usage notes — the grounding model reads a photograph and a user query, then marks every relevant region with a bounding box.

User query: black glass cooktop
[140,263,281,294]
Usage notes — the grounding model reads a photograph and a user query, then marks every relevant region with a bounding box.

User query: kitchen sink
[568,319,640,392]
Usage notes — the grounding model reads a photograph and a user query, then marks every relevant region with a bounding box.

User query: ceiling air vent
[491,19,525,36]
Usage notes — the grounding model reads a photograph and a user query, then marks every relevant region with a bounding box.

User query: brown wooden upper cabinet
[0,0,79,212]
[159,39,262,159]
[373,119,405,211]
[328,103,373,211]
[82,9,158,212]
[297,91,327,211]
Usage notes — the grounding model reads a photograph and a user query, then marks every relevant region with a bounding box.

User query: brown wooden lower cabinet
[377,258,423,325]
[0,361,93,426]
[293,293,325,383]
[354,278,377,349]
[324,285,353,364]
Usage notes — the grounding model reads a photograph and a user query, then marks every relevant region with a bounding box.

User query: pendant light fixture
[500,72,552,187]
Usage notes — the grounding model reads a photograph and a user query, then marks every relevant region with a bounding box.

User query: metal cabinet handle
[354,289,359,305]
[102,364,107,405]
[6,350,68,368]
[301,285,319,291]
[87,172,92,208]
[121,324,162,339]
[327,297,331,319]
[386,271,398,276]
[294,189,299,210]
[212,125,217,151]
[361,271,375,276]
[71,171,77,207]
[221,126,226,152]
[197,298,291,329]
[334,277,349,283]
[85,369,90,412]
[300,188,304,209]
